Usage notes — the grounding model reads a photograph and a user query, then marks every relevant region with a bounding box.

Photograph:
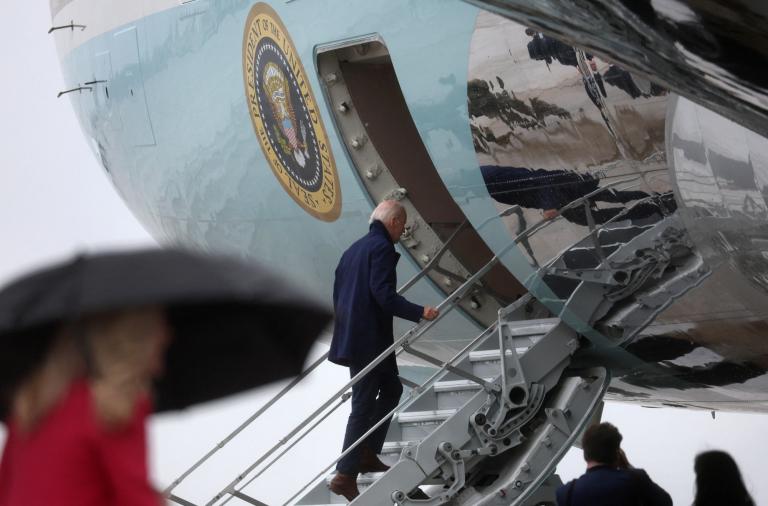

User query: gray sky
[2,3,768,505]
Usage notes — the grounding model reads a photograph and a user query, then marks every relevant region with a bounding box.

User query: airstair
[164,178,689,506]
[292,308,607,506]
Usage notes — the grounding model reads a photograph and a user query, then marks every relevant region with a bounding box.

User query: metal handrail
[576,192,664,251]
[169,287,454,503]
[167,275,467,502]
[516,176,641,243]
[275,181,649,503]
[281,321,502,505]
[535,180,653,274]
[398,204,526,294]
[211,197,592,503]
[215,376,424,506]
[164,235,451,500]
[233,394,350,502]
[206,252,499,505]
[163,351,330,496]
[213,330,495,506]
[173,177,645,504]
[515,176,643,266]
[397,219,470,294]
[167,205,526,503]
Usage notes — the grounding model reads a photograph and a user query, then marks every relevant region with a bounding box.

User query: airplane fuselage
[51,0,768,413]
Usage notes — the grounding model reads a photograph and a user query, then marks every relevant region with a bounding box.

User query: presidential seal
[243,3,341,221]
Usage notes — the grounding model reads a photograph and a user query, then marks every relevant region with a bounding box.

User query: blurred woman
[0,307,170,506]
[693,450,754,506]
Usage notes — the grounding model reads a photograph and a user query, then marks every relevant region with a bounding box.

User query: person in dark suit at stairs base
[556,422,672,506]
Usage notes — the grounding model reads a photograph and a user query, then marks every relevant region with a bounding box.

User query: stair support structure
[167,178,694,506]
[336,315,594,506]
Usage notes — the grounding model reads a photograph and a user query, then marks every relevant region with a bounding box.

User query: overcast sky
[2,3,768,506]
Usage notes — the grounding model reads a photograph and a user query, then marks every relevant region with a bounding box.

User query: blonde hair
[12,307,169,431]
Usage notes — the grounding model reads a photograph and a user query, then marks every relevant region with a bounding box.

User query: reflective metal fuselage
[51,0,768,412]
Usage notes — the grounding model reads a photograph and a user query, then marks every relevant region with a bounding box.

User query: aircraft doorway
[316,39,530,329]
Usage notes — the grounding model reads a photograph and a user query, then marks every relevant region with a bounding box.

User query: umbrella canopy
[0,248,332,416]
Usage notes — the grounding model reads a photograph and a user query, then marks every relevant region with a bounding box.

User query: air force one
[50,0,768,504]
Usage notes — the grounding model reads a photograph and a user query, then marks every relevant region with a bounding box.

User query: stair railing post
[163,351,330,499]
[583,200,608,264]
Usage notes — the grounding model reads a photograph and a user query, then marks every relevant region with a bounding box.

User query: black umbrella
[0,248,332,417]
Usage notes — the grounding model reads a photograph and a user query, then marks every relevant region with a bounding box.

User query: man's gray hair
[369,200,405,224]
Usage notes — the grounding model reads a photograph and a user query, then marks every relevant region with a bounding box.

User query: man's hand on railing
[423,306,439,320]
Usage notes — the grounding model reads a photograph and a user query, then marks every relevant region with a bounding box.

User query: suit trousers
[336,358,403,475]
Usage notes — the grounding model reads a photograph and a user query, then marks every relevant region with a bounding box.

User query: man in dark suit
[556,423,672,506]
[328,200,438,501]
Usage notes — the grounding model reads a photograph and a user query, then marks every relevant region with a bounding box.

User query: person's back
[693,450,754,506]
[480,165,570,211]
[557,466,670,506]
[331,231,379,358]
[557,422,671,506]
[0,310,167,506]
[327,201,436,501]
[543,35,579,67]
[0,379,157,506]
[329,218,423,368]
[526,33,551,64]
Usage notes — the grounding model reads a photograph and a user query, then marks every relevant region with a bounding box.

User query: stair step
[316,474,438,505]
[306,454,442,505]
[500,317,559,337]
[379,441,411,465]
[469,349,528,378]
[323,472,443,487]
[433,379,491,392]
[434,379,491,409]
[325,472,385,486]
[469,349,526,362]
[398,409,455,424]
[381,440,412,453]
[289,296,585,506]
[296,443,422,505]
[398,409,456,441]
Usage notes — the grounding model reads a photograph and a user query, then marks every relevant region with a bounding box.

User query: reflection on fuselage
[55,0,768,411]
[621,335,764,391]
[467,11,768,410]
[469,11,674,272]
[480,164,672,228]
[522,29,669,128]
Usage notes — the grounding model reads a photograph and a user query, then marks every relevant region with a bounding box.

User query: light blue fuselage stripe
[60,0,574,342]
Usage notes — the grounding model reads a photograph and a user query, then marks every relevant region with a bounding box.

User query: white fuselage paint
[51,0,178,59]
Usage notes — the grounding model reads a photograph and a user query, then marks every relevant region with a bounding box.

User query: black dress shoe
[329,472,360,502]
[359,446,390,473]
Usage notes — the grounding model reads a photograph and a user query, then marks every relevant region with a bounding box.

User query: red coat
[0,379,160,506]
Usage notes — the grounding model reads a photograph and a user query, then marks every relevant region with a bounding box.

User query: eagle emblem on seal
[243,2,341,221]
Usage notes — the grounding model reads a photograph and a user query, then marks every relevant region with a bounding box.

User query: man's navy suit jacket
[329,220,424,368]
[556,465,672,506]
